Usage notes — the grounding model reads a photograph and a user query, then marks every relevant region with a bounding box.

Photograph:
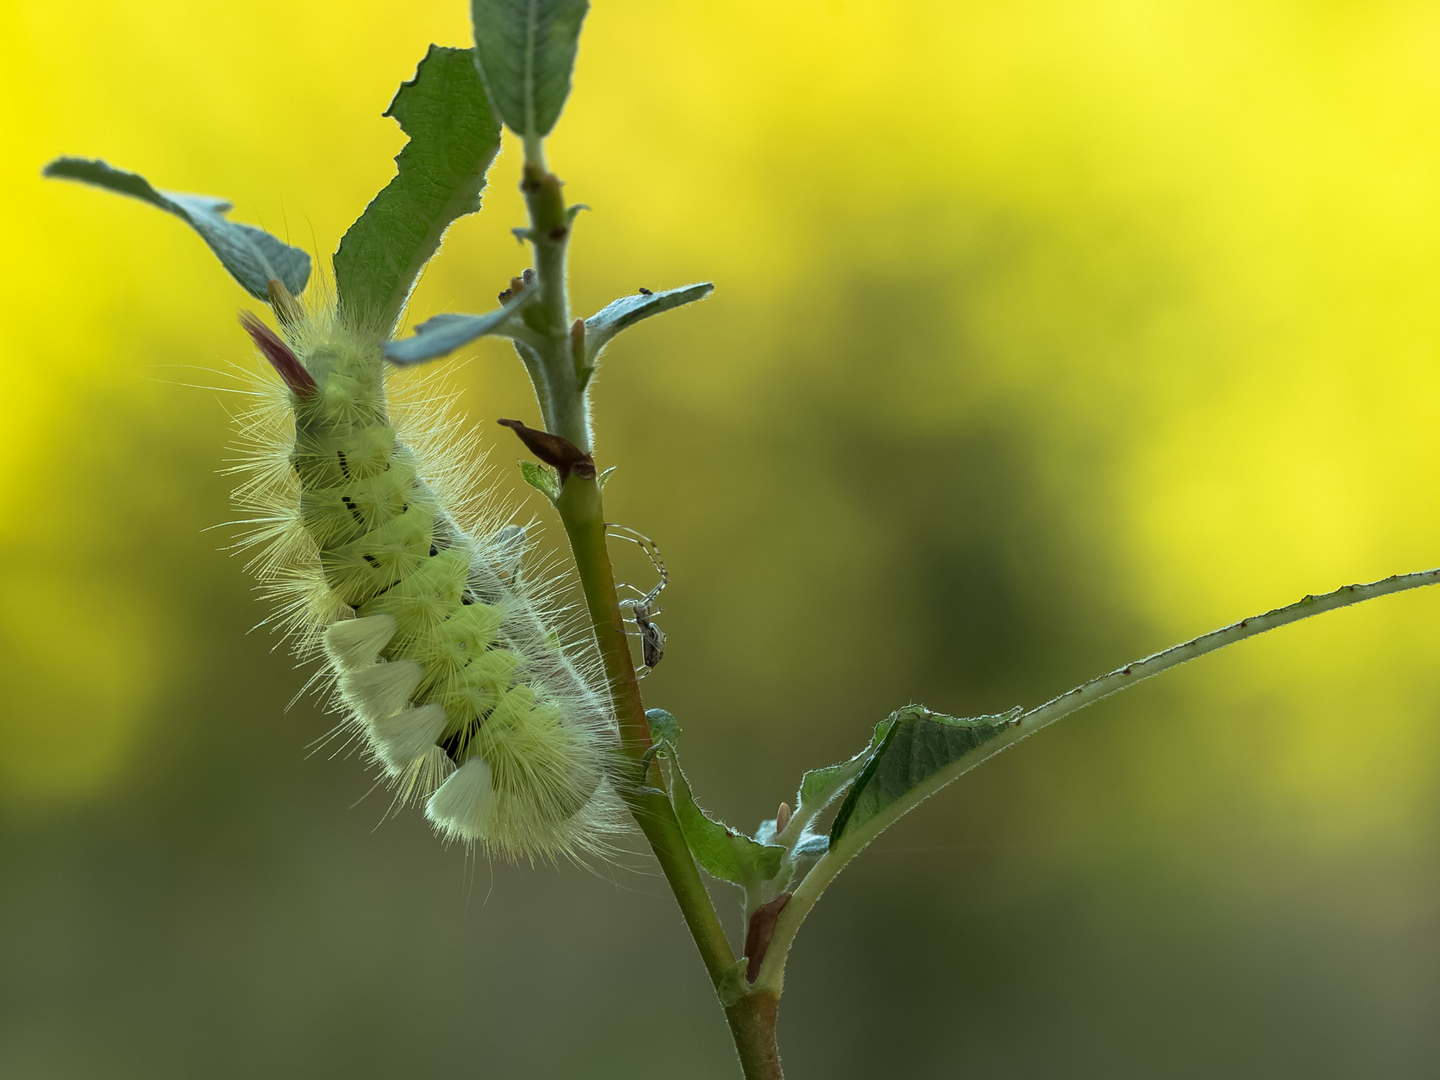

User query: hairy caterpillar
[42,36,631,863]
[229,289,621,862]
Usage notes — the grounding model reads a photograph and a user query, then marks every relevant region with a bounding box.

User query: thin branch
[754,566,1440,992]
[1021,567,1440,734]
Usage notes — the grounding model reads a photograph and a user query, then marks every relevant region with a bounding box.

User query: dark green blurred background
[7,0,1440,1075]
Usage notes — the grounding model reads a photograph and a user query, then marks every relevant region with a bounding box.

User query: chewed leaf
[43,157,310,300]
[672,762,785,887]
[383,290,535,365]
[829,706,1020,844]
[519,460,560,502]
[334,45,502,334]
[584,283,714,365]
[471,0,589,141]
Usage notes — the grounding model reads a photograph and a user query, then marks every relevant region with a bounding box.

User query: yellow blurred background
[5,0,1440,1075]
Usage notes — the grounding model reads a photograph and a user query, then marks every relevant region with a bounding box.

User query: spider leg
[605,523,668,595]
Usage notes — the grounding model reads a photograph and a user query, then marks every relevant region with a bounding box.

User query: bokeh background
[6,0,1440,1076]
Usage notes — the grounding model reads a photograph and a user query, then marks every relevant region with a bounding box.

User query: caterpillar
[41,35,632,863]
[231,288,621,863]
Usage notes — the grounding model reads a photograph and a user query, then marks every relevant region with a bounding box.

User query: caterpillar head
[241,302,388,425]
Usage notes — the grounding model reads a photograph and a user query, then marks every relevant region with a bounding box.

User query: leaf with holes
[334,45,502,334]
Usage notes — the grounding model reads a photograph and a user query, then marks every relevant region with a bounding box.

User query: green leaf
[471,0,589,141]
[518,460,560,501]
[334,45,502,335]
[671,763,786,887]
[583,283,714,365]
[829,706,1020,844]
[795,723,890,818]
[43,157,310,301]
[755,723,889,853]
[382,290,535,365]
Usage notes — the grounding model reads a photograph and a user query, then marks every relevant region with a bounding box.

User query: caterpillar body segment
[369,705,449,775]
[237,301,620,863]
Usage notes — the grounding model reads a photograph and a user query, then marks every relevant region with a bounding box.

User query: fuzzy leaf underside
[793,833,831,858]
[584,283,714,363]
[828,706,1020,844]
[671,764,786,886]
[42,157,310,300]
[471,0,588,139]
[382,290,534,365]
[334,45,502,334]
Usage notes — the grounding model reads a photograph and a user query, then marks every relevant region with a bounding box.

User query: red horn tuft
[240,312,316,398]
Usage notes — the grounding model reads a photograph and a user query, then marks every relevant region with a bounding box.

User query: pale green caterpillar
[234,292,621,862]
[42,44,629,863]
[44,135,623,861]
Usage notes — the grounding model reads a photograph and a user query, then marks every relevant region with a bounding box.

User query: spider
[606,523,668,677]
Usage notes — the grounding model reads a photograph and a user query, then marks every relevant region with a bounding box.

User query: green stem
[518,157,782,1077]
[555,479,735,983]
[518,162,588,450]
[754,566,1440,992]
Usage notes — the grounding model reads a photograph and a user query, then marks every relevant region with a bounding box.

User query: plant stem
[554,477,735,986]
[518,162,589,449]
[724,992,784,1080]
[519,159,783,1076]
[754,566,1440,992]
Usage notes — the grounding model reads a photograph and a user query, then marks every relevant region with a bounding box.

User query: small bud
[775,802,792,833]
